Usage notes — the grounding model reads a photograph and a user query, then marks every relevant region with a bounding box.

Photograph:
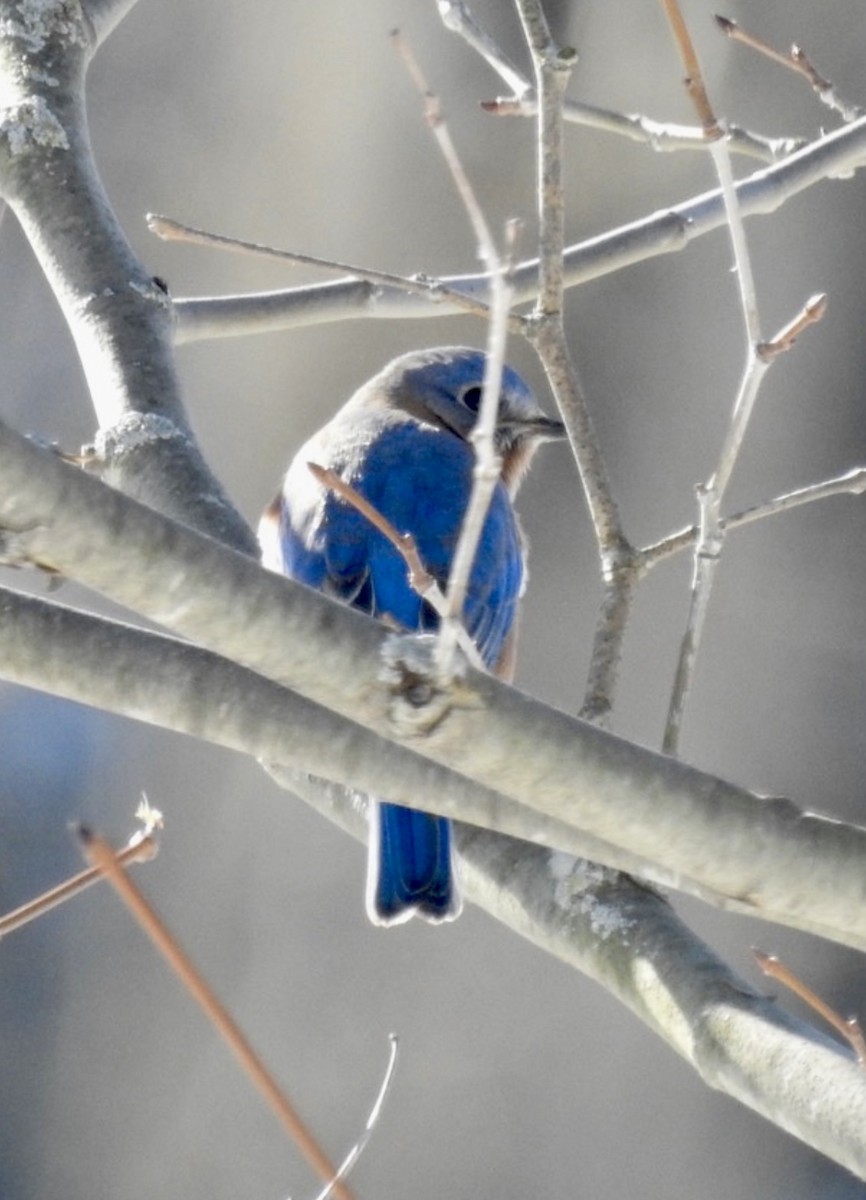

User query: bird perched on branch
[259,346,565,926]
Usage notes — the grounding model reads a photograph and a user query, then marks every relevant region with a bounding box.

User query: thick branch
[0,0,254,551]
[2,423,866,948]
[458,828,866,1178]
[2,580,863,1175]
[0,584,654,881]
[286,772,866,1179]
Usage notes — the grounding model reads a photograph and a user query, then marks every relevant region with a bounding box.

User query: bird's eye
[459,385,483,413]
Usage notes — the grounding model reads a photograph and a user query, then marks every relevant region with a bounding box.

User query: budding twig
[715,16,862,123]
[657,1,830,755]
[754,949,866,1068]
[640,464,866,569]
[757,293,828,361]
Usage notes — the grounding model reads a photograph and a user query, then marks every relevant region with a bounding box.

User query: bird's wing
[276,418,525,666]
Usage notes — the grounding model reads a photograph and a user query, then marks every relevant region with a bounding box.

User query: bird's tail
[366,800,462,926]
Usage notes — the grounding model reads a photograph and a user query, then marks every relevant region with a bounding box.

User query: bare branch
[0,813,159,937]
[147,213,494,322]
[3,389,866,950]
[641,467,866,569]
[272,779,866,1177]
[170,114,866,341]
[76,826,353,1200]
[391,29,518,679]
[661,0,721,136]
[485,94,800,161]
[659,3,825,755]
[0,580,796,915]
[716,15,863,124]
[754,950,866,1068]
[0,0,253,550]
[441,0,791,162]
[456,826,866,1178]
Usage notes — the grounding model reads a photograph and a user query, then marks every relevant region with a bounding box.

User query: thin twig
[0,806,160,937]
[147,214,493,322]
[306,463,484,670]
[661,0,722,137]
[391,29,514,680]
[663,0,766,349]
[438,260,514,677]
[170,115,866,345]
[663,4,759,344]
[663,308,825,751]
[484,96,800,162]
[754,950,866,1068]
[437,0,529,97]
[662,483,720,756]
[757,292,827,360]
[76,826,353,1200]
[671,344,769,720]
[716,16,863,124]
[659,0,795,755]
[510,0,634,719]
[310,1034,400,1200]
[715,296,826,498]
[640,465,866,569]
[440,0,791,162]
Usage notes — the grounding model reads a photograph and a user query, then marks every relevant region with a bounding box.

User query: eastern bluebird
[259,346,565,926]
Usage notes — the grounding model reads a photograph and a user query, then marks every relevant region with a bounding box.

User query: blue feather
[260,347,563,925]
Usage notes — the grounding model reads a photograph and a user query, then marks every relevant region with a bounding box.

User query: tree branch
[456,825,866,1178]
[170,114,866,342]
[286,771,866,1178]
[2,423,866,949]
[0,0,254,551]
[2,578,864,1174]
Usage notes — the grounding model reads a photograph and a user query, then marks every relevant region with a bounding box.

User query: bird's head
[360,346,566,494]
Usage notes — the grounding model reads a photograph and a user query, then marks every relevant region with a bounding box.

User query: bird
[259,346,566,926]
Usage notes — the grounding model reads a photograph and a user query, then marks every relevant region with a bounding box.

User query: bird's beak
[516,414,567,443]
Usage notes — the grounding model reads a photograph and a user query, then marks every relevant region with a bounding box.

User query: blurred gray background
[1,1,866,1197]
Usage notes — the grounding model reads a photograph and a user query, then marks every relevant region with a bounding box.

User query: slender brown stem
[715,16,862,123]
[0,833,157,937]
[661,0,721,136]
[757,292,827,360]
[76,826,353,1200]
[306,462,484,670]
[754,949,866,1068]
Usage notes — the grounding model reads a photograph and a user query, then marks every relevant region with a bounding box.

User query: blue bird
[259,347,565,926]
